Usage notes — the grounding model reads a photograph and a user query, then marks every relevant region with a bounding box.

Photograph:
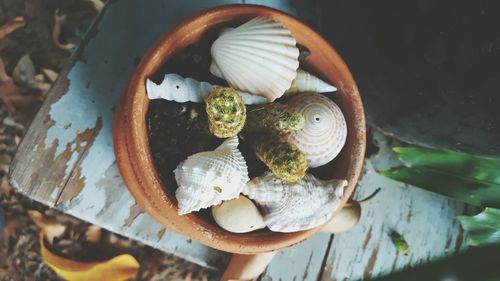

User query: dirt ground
[0,1,218,280]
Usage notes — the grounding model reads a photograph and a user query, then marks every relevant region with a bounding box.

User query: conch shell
[146,73,268,105]
[286,93,347,168]
[210,17,299,101]
[205,87,247,138]
[174,137,249,215]
[286,69,337,95]
[243,172,347,232]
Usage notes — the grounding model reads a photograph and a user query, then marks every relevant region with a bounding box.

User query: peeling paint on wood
[124,203,142,227]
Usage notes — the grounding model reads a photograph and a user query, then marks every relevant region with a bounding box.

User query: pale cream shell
[174,137,249,215]
[286,93,347,168]
[210,17,299,101]
[211,196,266,233]
[286,69,337,94]
[243,172,347,232]
[146,73,267,104]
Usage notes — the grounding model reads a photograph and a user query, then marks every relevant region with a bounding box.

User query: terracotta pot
[113,4,366,254]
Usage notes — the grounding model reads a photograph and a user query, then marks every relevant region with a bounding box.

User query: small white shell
[212,196,266,233]
[243,172,347,232]
[146,74,268,105]
[174,137,249,215]
[210,17,300,101]
[286,93,347,168]
[286,69,337,94]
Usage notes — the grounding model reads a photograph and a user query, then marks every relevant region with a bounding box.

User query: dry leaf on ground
[0,58,38,112]
[53,10,76,51]
[40,233,139,281]
[28,210,66,244]
[0,17,26,39]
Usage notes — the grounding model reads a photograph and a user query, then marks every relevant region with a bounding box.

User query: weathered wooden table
[9,0,469,280]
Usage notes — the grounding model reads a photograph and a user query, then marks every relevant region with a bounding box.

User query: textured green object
[458,208,500,246]
[381,147,500,208]
[246,103,305,133]
[205,87,246,138]
[389,231,409,256]
[250,132,308,182]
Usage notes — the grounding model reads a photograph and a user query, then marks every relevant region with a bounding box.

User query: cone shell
[243,172,347,232]
[286,93,347,168]
[286,69,337,95]
[174,137,249,215]
[146,73,268,104]
[210,17,300,101]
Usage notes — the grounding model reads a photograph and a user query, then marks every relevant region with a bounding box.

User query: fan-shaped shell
[286,69,337,94]
[210,17,300,101]
[243,172,347,232]
[286,93,347,168]
[146,73,267,105]
[174,137,249,215]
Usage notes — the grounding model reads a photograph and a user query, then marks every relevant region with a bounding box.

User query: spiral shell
[205,87,247,138]
[243,172,347,232]
[286,69,337,95]
[174,137,249,215]
[210,17,299,101]
[146,73,268,105]
[286,93,347,168]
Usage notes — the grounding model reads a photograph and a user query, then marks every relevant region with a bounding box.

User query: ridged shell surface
[210,17,300,101]
[286,93,347,168]
[174,137,249,215]
[243,172,347,232]
[146,74,267,105]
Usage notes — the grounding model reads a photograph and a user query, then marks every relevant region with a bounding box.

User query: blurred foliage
[458,208,500,246]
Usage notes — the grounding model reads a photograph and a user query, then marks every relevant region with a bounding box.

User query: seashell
[286,93,347,168]
[211,196,265,233]
[210,17,300,101]
[146,73,268,105]
[286,69,337,95]
[246,103,305,134]
[243,172,347,232]
[248,132,308,182]
[205,87,247,138]
[174,137,249,215]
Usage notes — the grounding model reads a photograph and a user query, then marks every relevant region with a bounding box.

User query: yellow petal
[40,234,139,281]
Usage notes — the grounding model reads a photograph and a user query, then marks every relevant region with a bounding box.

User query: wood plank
[320,134,469,281]
[260,233,332,281]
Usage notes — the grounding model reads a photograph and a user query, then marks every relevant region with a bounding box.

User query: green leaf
[458,208,500,246]
[381,147,500,208]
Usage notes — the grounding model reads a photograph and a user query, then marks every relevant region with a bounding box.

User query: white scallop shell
[243,172,347,232]
[210,17,300,101]
[174,137,249,215]
[146,73,267,105]
[286,69,337,94]
[212,196,266,233]
[286,93,347,168]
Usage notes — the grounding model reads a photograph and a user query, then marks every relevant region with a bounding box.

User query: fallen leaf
[389,230,409,256]
[52,10,76,51]
[13,53,36,88]
[87,0,105,12]
[85,225,102,243]
[0,58,38,112]
[42,68,59,83]
[183,272,192,281]
[28,210,66,244]
[40,234,139,281]
[0,17,26,39]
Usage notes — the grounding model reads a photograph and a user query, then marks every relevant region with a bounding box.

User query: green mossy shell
[246,103,305,134]
[205,87,247,138]
[250,132,308,182]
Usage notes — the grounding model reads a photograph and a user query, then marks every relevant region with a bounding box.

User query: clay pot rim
[113,4,366,254]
